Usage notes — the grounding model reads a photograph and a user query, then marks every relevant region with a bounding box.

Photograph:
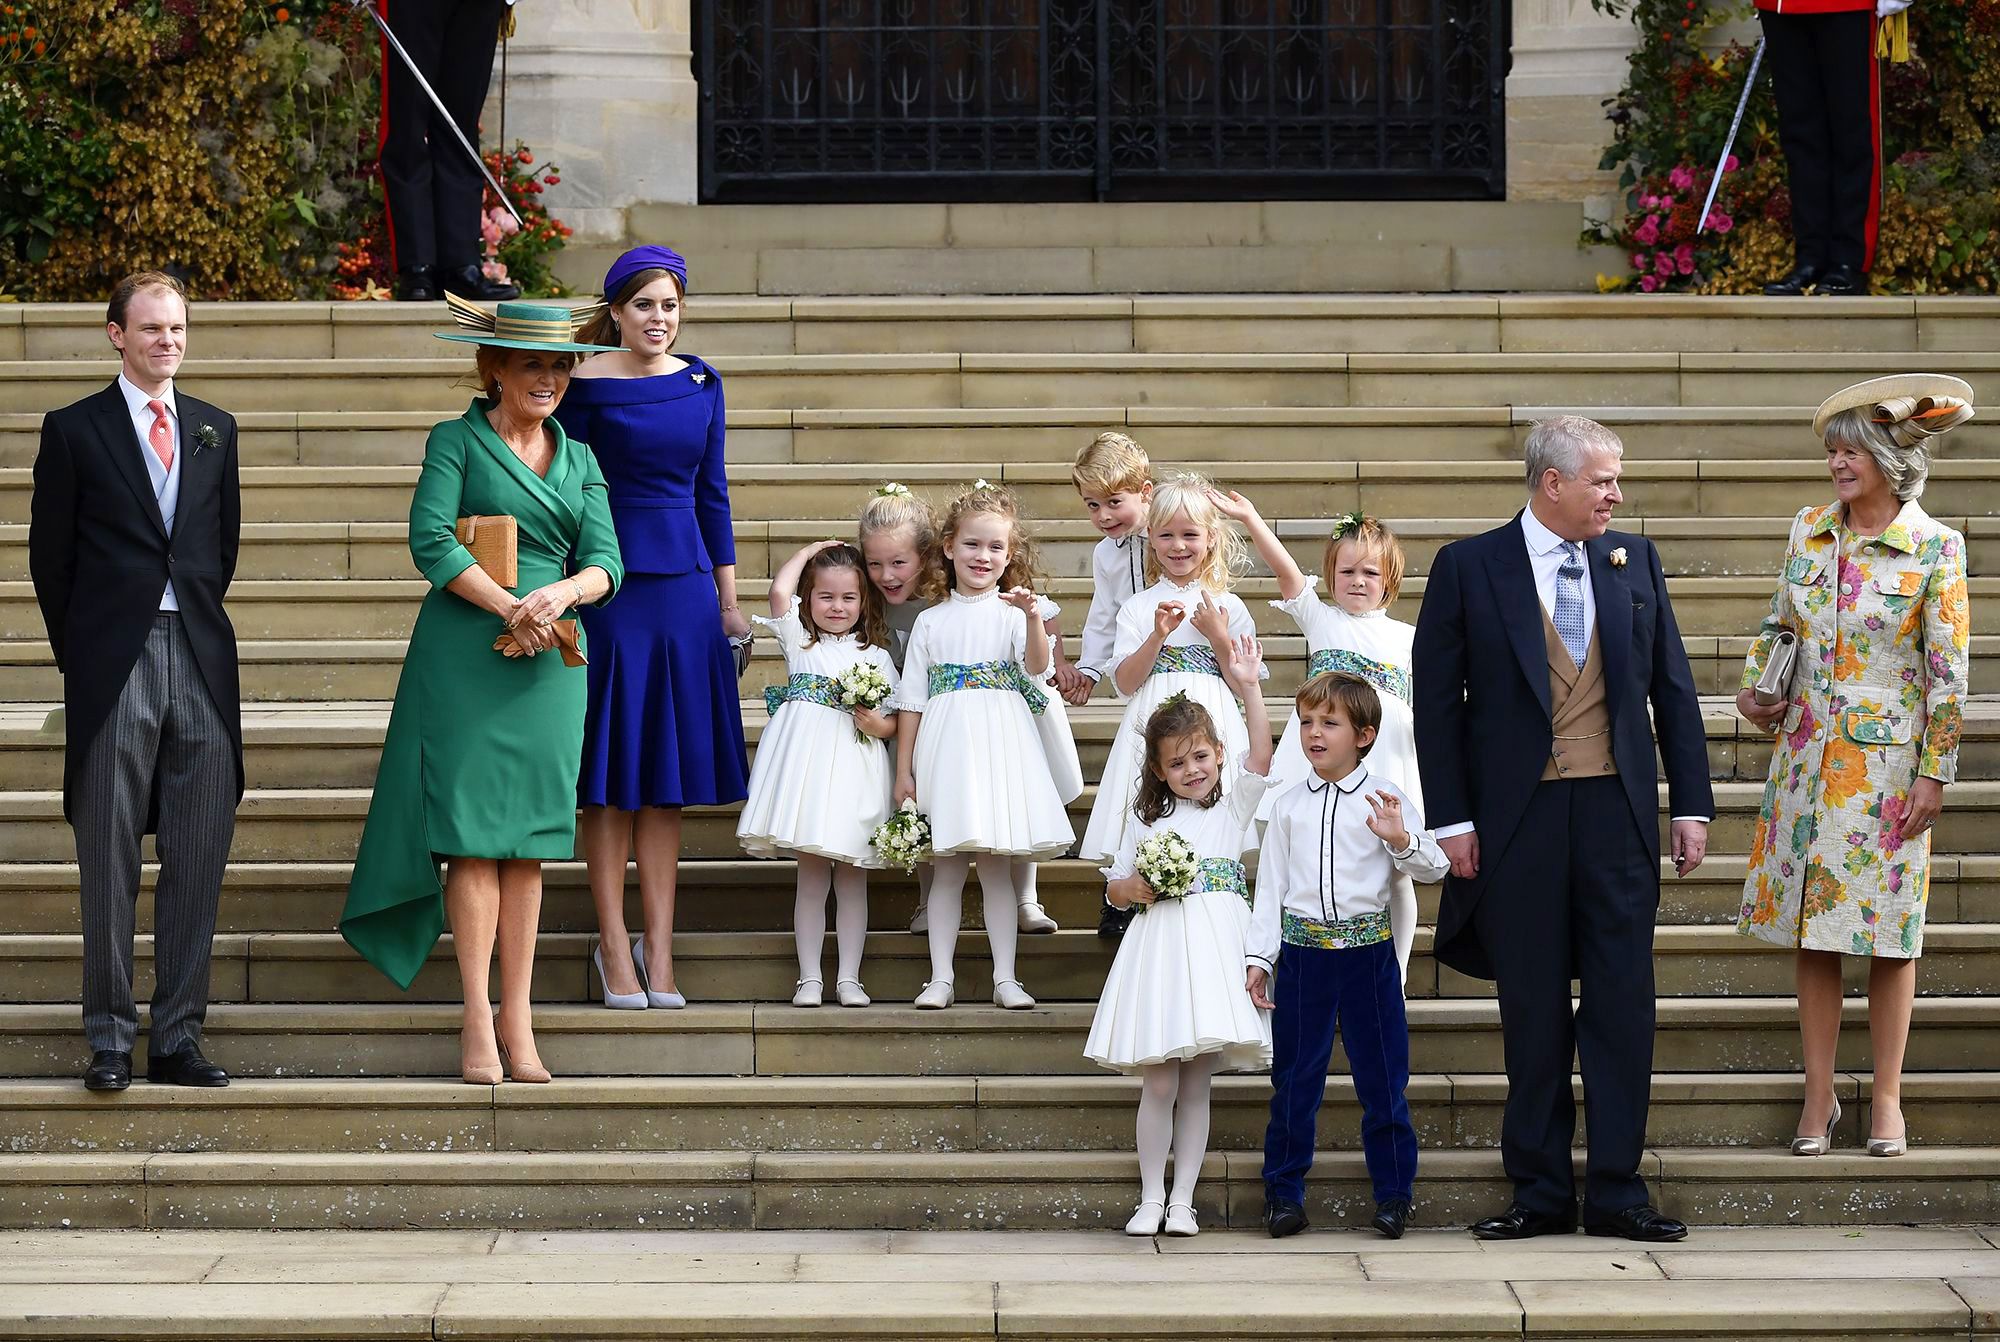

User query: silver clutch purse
[1753,629,1799,707]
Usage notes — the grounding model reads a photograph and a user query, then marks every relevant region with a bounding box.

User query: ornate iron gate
[697,0,1507,203]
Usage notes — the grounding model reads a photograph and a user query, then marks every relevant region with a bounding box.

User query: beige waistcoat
[1540,607,1617,782]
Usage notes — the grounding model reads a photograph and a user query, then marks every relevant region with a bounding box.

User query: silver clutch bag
[1753,629,1799,707]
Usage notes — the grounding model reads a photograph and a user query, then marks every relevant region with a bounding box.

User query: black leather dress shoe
[1469,1203,1577,1240]
[396,267,438,302]
[1263,1197,1309,1239]
[1584,1204,1688,1242]
[146,1047,229,1087]
[440,263,521,302]
[1762,263,1821,296]
[1372,1198,1411,1240]
[1815,264,1864,296]
[1097,902,1134,940]
[83,1050,131,1092]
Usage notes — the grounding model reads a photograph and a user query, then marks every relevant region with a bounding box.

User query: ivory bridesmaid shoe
[1163,1203,1199,1237]
[1790,1097,1840,1156]
[992,979,1036,1010]
[836,979,871,1008]
[914,979,954,1009]
[594,941,648,1011]
[791,978,823,1008]
[1017,900,1057,934]
[632,936,686,1009]
[1124,1201,1165,1236]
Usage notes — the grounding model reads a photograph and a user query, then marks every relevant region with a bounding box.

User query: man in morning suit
[28,271,243,1092]
[1413,415,1714,1242]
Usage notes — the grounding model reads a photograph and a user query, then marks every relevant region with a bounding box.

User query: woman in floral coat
[1737,374,1973,1161]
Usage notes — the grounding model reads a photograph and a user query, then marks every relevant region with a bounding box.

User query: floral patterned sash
[1150,645,1223,679]
[1192,857,1249,904]
[928,660,1049,715]
[763,672,844,718]
[1307,648,1411,705]
[1282,908,1392,950]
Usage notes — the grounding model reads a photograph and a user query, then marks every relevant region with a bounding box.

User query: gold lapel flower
[1610,546,1629,568]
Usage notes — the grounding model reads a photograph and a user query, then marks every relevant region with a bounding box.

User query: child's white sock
[925,855,971,984]
[1136,1062,1179,1205]
[793,854,834,983]
[832,862,868,985]
[1168,1052,1222,1206]
[976,853,1019,984]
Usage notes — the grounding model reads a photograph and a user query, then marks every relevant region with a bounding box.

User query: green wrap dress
[340,400,624,988]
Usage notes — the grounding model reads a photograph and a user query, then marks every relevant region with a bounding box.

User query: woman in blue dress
[556,245,750,1009]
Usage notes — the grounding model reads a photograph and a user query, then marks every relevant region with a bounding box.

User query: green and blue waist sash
[1282,908,1392,950]
[1191,857,1248,903]
[928,660,1048,715]
[1306,648,1411,706]
[763,672,845,718]
[1151,644,1223,679]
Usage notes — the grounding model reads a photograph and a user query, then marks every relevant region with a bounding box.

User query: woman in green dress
[341,301,624,1085]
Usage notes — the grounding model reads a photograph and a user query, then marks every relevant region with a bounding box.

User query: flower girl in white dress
[737,541,900,1008]
[1216,492,1423,982]
[893,485,1074,1010]
[1085,636,1275,1238]
[1080,474,1263,866]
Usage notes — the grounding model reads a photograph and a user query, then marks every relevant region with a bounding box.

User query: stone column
[481,0,697,242]
[1505,0,1637,214]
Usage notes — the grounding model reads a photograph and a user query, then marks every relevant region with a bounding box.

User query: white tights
[926,853,1019,986]
[1135,1053,1223,1206]
[793,855,868,985]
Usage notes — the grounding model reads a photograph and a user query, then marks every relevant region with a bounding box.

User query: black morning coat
[1412,514,1716,978]
[27,381,244,825]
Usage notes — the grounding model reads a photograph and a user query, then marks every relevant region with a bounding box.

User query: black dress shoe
[1097,902,1135,940]
[440,263,521,302]
[146,1047,229,1087]
[1815,264,1864,296]
[1263,1196,1309,1239]
[1583,1204,1688,1242]
[83,1050,131,1092]
[1762,263,1821,296]
[1372,1198,1411,1240]
[396,267,438,302]
[1469,1203,1577,1240]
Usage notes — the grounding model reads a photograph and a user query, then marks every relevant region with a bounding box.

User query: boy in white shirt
[1068,431,1153,939]
[1248,671,1449,1241]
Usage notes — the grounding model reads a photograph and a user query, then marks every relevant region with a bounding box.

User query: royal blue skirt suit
[553,355,749,809]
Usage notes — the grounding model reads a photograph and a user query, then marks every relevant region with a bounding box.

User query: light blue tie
[1555,541,1588,668]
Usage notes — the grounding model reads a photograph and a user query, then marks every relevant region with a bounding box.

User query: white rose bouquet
[1131,830,1199,912]
[872,798,932,872]
[834,662,895,742]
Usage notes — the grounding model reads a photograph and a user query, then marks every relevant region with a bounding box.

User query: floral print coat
[1737,500,1969,959]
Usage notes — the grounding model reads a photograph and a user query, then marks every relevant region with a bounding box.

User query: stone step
[13,294,2000,360]
[5,1145,2000,1230]
[2,998,1995,1079]
[0,780,1993,864]
[8,925,2000,1007]
[9,405,2000,472]
[0,1072,1974,1155]
[11,351,2000,419]
[4,851,1988,938]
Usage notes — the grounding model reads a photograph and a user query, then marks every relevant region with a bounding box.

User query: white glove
[1876,0,1910,15]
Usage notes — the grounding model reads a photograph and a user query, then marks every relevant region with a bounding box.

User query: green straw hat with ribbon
[435,292,622,353]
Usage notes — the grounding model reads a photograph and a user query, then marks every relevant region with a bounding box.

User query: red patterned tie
[145,399,173,472]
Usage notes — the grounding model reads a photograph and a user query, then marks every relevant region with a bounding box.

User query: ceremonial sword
[1699,37,1765,235]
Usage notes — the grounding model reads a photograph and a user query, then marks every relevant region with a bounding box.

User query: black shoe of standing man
[1372,1198,1411,1240]
[1762,263,1821,296]
[146,1046,229,1087]
[1814,264,1864,296]
[1583,1204,1688,1243]
[1263,1197,1308,1239]
[1469,1203,1577,1240]
[396,267,439,302]
[83,1050,130,1092]
[441,263,521,302]
[1097,902,1134,940]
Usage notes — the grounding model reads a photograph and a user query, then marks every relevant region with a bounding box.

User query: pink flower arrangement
[1609,152,1748,293]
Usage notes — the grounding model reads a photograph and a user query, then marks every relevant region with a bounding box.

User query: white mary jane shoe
[992,979,1036,1010]
[791,978,823,1008]
[914,979,955,1010]
[632,935,686,1009]
[1017,901,1058,934]
[1124,1201,1165,1236]
[836,979,871,1008]
[1163,1203,1199,1237]
[908,904,930,934]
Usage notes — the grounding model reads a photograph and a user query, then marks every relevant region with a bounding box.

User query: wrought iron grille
[697,0,1506,202]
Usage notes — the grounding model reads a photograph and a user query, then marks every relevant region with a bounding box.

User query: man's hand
[1440,830,1479,880]
[1246,965,1274,1010]
[1671,819,1708,877]
[1060,675,1094,707]
[1051,660,1088,699]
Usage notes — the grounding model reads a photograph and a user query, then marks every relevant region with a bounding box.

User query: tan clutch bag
[456,514,518,589]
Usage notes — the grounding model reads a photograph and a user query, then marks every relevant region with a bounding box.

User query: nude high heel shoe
[459,1021,501,1086]
[1790,1097,1840,1156]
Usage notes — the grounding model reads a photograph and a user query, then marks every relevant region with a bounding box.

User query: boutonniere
[1609,546,1628,568]
[192,423,220,456]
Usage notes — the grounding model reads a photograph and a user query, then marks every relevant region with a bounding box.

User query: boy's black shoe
[1263,1197,1308,1239]
[1372,1198,1411,1240]
[1097,903,1134,939]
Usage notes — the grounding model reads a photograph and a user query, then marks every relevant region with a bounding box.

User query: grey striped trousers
[73,614,236,1055]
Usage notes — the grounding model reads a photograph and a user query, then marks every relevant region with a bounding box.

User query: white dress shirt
[116,373,181,612]
[1077,530,1147,683]
[1247,764,1448,969]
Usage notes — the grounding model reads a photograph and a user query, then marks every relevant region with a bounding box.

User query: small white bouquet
[834,662,895,743]
[872,798,932,872]
[1132,830,1199,911]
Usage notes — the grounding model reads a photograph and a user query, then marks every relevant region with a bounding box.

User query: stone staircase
[0,292,1994,1246]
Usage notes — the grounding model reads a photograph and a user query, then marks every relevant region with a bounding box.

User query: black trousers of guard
[378,0,507,275]
[1760,7,1881,274]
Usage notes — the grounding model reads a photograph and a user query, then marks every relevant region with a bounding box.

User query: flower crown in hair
[875,482,912,499]
[1159,690,1193,710]
[1328,511,1365,540]
[972,478,993,491]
